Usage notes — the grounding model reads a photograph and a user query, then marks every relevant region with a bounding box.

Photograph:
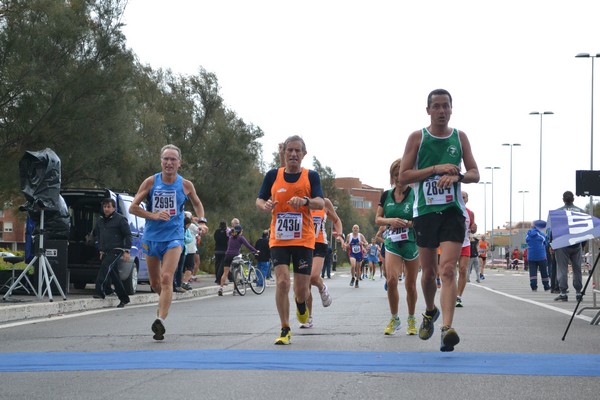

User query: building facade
[0,207,26,252]
[335,177,383,216]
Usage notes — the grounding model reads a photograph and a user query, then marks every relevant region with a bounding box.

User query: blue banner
[548,209,600,250]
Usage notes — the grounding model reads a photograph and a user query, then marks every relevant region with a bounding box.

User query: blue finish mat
[2,349,599,376]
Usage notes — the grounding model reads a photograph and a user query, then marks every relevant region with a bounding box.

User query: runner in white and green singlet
[398,89,480,353]
[413,127,464,217]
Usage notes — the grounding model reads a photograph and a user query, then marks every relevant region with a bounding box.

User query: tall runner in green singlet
[399,89,479,352]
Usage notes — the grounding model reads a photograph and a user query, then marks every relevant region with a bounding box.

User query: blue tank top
[349,235,362,256]
[144,173,187,241]
[369,244,378,257]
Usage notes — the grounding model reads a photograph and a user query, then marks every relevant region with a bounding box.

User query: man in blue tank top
[130,144,209,341]
[399,89,480,352]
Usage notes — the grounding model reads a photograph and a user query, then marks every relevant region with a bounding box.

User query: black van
[61,188,149,294]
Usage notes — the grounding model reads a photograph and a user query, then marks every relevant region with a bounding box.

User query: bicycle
[231,253,266,296]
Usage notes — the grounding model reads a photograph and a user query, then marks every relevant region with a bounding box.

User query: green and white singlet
[382,187,419,260]
[382,187,415,243]
[412,127,463,217]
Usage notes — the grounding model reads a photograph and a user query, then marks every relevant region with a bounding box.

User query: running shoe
[554,294,568,302]
[296,302,310,324]
[480,274,485,280]
[436,278,441,288]
[418,307,440,340]
[354,280,359,288]
[384,317,401,335]
[181,282,193,291]
[440,326,460,352]
[576,292,583,302]
[384,281,388,291]
[151,318,166,341]
[274,327,291,345]
[299,316,313,329]
[350,277,355,286]
[319,284,333,307]
[456,297,463,308]
[406,315,417,335]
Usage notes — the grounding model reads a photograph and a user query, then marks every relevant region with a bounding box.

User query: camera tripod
[562,250,600,340]
[2,209,67,302]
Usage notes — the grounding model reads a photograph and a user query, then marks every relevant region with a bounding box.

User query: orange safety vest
[269,167,315,249]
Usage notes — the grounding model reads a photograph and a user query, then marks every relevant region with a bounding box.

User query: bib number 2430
[275,213,302,240]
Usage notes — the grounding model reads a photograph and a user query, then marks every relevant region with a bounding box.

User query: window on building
[3,221,13,232]
[350,196,372,209]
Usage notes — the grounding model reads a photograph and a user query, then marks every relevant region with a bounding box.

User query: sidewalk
[0,273,225,324]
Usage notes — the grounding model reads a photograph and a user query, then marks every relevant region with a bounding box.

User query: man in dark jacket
[254,230,271,284]
[93,198,132,307]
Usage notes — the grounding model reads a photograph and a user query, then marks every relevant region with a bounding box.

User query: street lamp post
[479,181,491,235]
[529,111,554,220]
[576,52,599,299]
[485,166,500,250]
[518,190,529,225]
[502,144,521,252]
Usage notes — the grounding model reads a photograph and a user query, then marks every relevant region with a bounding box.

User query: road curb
[0,285,227,324]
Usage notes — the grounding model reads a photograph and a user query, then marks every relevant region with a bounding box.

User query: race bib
[389,227,409,242]
[152,190,177,216]
[275,212,302,240]
[351,245,361,253]
[424,175,455,205]
[313,216,323,236]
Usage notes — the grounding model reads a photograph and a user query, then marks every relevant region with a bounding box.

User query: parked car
[61,188,149,294]
[0,251,16,258]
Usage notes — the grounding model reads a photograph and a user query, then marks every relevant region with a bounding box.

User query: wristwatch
[457,173,465,182]
[303,196,310,206]
[197,217,208,224]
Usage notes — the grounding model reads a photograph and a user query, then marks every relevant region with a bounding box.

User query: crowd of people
[89,89,589,354]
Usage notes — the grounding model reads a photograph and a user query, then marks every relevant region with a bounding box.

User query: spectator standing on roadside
[129,144,208,341]
[332,251,338,271]
[526,220,550,292]
[554,190,586,302]
[92,198,132,308]
[213,221,229,284]
[321,246,333,279]
[180,217,196,291]
[511,248,521,270]
[254,229,271,286]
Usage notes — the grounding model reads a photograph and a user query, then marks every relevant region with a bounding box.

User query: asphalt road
[1,266,599,400]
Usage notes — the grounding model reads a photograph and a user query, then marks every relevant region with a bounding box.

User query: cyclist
[218,225,258,296]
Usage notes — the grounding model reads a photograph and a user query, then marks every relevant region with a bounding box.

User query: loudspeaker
[576,170,600,196]
[32,238,69,294]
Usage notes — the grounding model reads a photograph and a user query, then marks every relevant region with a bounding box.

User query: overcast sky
[121,0,600,234]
